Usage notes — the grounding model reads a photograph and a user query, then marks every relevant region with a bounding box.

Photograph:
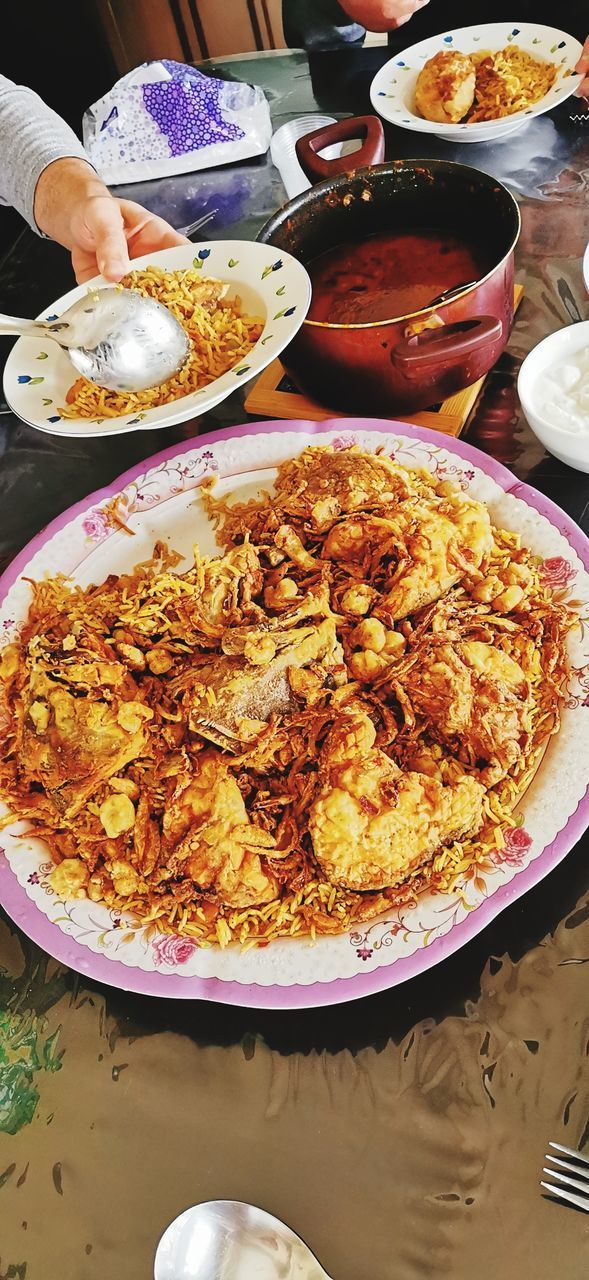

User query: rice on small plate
[467,46,557,122]
[2,240,311,440]
[370,22,582,144]
[59,267,264,421]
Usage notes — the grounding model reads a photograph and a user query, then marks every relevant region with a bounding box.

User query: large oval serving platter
[1,419,589,1008]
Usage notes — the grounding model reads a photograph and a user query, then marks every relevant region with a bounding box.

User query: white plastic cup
[270,114,342,199]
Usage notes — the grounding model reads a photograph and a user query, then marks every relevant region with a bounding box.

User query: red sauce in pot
[307,228,493,325]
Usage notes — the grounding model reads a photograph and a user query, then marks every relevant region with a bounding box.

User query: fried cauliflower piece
[162,752,283,908]
[309,711,484,891]
[99,792,136,838]
[415,50,476,125]
[23,682,151,818]
[322,514,391,565]
[272,446,417,525]
[195,542,262,631]
[49,857,89,898]
[323,496,492,623]
[400,640,531,780]
[173,583,344,749]
[378,497,492,622]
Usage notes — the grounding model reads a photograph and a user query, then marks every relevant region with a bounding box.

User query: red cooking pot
[258,116,521,415]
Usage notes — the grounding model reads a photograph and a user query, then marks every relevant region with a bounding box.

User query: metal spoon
[154,1201,332,1280]
[0,288,190,392]
[427,279,478,308]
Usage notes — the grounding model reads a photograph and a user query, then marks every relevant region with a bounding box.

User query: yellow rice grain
[59,268,263,421]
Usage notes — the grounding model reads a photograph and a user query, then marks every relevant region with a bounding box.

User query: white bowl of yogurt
[518,321,589,471]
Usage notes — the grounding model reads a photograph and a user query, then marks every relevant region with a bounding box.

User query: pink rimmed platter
[1,418,589,1008]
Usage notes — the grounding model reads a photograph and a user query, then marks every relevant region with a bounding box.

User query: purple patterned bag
[83,60,272,184]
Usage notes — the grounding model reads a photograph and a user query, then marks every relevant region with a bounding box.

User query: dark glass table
[1,46,589,1280]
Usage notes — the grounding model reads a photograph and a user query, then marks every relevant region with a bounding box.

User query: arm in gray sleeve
[0,74,90,232]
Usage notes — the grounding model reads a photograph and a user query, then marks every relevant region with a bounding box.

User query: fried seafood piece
[194,542,262,631]
[271,446,422,526]
[218,582,334,656]
[173,603,344,750]
[200,447,437,548]
[323,495,492,622]
[161,751,284,908]
[125,269,229,309]
[309,710,484,891]
[22,680,152,818]
[398,640,531,781]
[415,50,476,124]
[187,277,230,307]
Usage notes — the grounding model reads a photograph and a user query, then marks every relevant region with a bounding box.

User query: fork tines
[541,1142,589,1211]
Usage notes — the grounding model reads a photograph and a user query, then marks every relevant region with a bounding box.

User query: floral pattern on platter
[351,900,459,963]
[82,508,110,542]
[330,432,361,452]
[76,449,220,552]
[1,616,23,645]
[496,826,533,867]
[1,425,589,997]
[540,556,576,589]
[152,934,199,967]
[333,433,513,498]
[350,824,535,960]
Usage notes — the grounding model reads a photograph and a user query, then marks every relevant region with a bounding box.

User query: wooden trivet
[245,283,524,438]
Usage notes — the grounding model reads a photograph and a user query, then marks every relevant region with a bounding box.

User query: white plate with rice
[370,22,582,143]
[2,240,311,439]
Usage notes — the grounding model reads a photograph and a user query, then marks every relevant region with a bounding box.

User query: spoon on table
[0,288,190,392]
[154,1200,332,1280]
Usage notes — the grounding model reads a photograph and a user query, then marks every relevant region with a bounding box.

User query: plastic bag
[83,60,272,185]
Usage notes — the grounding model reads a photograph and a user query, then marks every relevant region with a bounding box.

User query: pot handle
[295,115,385,183]
[391,316,503,382]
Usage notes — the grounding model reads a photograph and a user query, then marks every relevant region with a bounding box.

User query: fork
[178,209,218,238]
[541,1142,589,1210]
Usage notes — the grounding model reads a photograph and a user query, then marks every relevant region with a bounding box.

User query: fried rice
[0,447,576,949]
[469,46,558,122]
[415,44,558,126]
[59,267,263,421]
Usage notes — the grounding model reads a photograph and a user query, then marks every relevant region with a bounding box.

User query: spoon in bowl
[0,288,190,392]
[154,1201,332,1280]
[427,279,478,308]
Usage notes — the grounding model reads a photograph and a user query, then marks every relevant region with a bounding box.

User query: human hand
[575,36,589,97]
[339,0,429,32]
[34,158,188,283]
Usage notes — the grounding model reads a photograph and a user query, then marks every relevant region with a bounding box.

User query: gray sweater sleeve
[0,75,90,232]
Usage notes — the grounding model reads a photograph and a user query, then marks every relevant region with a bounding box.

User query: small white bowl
[518,321,589,471]
[583,240,589,296]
